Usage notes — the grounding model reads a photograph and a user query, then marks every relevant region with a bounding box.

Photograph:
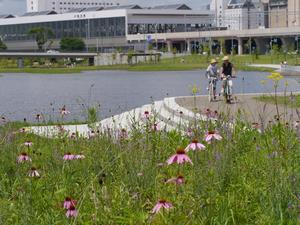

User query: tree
[28,27,54,51]
[0,38,7,50]
[60,37,86,51]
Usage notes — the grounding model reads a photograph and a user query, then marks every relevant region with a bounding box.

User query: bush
[60,37,86,51]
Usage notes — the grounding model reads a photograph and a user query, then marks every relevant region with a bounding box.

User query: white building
[0,4,214,51]
[223,0,265,30]
[210,0,231,27]
[26,0,122,13]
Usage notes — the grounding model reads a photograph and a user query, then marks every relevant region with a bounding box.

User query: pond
[0,70,299,122]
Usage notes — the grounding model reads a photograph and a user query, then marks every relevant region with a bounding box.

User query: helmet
[210,59,217,64]
[222,56,229,61]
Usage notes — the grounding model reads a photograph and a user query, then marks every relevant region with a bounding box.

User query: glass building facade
[0,16,125,41]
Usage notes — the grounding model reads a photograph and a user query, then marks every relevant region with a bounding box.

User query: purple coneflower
[152,199,173,214]
[17,152,31,163]
[64,197,77,209]
[24,141,33,147]
[166,175,185,185]
[35,114,42,121]
[74,154,85,160]
[66,205,78,218]
[28,167,40,177]
[185,139,205,152]
[60,106,70,116]
[166,148,193,165]
[19,128,26,133]
[142,110,150,119]
[63,152,75,161]
[205,131,222,143]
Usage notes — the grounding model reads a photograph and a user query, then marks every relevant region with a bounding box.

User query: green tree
[28,27,54,51]
[0,38,7,50]
[60,37,86,51]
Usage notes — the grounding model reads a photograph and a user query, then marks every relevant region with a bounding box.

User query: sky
[0,0,211,15]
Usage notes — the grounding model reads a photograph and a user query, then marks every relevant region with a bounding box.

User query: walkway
[28,92,299,138]
[175,93,299,123]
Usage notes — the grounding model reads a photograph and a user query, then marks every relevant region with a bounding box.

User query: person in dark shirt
[220,56,236,102]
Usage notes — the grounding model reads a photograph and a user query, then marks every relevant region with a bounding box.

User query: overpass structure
[0,52,98,68]
[127,27,300,55]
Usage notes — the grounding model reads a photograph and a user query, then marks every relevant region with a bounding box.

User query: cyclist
[220,56,235,103]
[206,59,219,101]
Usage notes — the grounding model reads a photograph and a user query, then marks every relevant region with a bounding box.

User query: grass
[0,54,294,74]
[255,94,300,108]
[0,111,299,224]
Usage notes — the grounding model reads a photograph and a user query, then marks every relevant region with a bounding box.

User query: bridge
[0,52,99,68]
[127,27,300,55]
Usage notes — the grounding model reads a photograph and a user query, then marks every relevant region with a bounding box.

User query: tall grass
[0,110,299,224]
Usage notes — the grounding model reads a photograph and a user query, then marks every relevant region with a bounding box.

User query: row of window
[57,2,119,6]
[0,17,125,41]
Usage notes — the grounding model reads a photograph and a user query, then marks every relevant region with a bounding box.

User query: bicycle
[223,75,234,103]
[208,77,218,102]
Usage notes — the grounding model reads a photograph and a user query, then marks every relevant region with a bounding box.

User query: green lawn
[255,94,300,108]
[0,54,294,74]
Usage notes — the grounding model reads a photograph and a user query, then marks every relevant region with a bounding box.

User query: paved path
[248,64,281,70]
[175,93,300,123]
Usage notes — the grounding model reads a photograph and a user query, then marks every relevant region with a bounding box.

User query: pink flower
[19,128,26,133]
[24,141,33,147]
[88,130,96,138]
[28,167,40,177]
[185,139,206,152]
[142,110,150,119]
[205,131,222,143]
[17,152,31,163]
[60,106,70,116]
[152,199,173,214]
[35,114,42,121]
[166,148,193,165]
[118,128,128,139]
[64,197,77,209]
[166,175,185,185]
[63,153,75,161]
[203,108,218,119]
[251,122,262,133]
[66,205,78,218]
[74,154,85,160]
[69,132,76,139]
[152,123,160,132]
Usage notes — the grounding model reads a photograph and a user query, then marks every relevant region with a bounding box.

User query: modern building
[288,0,300,27]
[268,0,288,28]
[26,0,122,13]
[0,4,215,52]
[223,0,265,30]
[210,0,231,27]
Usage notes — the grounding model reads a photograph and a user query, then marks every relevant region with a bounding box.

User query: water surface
[0,70,299,122]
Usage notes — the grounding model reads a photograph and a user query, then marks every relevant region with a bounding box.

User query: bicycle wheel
[208,82,213,102]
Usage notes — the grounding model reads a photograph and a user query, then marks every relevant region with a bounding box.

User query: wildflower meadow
[0,103,299,225]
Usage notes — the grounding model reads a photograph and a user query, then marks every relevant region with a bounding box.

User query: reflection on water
[0,70,299,122]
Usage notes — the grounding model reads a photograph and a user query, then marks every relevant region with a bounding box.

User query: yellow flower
[191,84,198,95]
[267,72,283,82]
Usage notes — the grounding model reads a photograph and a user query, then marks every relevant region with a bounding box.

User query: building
[0,4,215,52]
[26,0,122,13]
[288,0,300,27]
[268,0,288,28]
[210,0,231,27]
[223,0,265,30]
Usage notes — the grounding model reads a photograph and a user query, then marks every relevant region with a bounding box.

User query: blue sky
[0,0,211,15]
